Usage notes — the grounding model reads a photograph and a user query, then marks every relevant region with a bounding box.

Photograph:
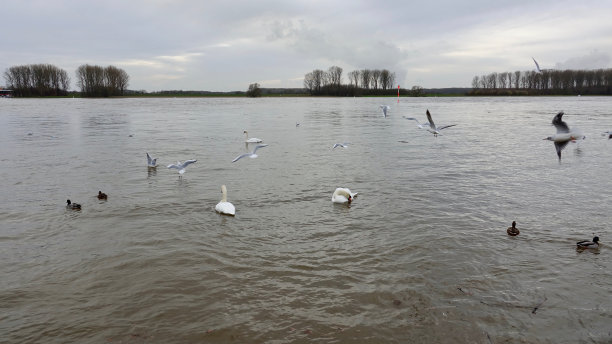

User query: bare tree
[360,69,372,89]
[327,66,343,86]
[348,70,360,87]
[472,76,480,89]
[371,69,381,89]
[4,63,70,96]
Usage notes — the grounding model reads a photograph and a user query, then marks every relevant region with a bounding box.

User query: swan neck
[221,185,228,202]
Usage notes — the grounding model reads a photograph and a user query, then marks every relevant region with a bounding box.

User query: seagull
[409,110,456,137]
[380,105,391,117]
[296,122,300,127]
[544,112,585,161]
[244,130,263,143]
[602,131,612,139]
[403,116,431,129]
[532,57,542,73]
[167,159,197,175]
[332,142,350,149]
[232,144,268,162]
[146,152,158,168]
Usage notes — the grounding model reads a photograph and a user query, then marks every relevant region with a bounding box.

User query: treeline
[4,64,70,96]
[3,63,129,97]
[303,66,397,96]
[75,65,129,97]
[470,69,612,95]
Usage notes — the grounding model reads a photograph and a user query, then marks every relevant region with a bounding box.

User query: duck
[66,199,81,210]
[507,221,520,236]
[215,185,235,216]
[332,187,358,204]
[576,236,600,249]
[244,130,263,143]
[97,191,108,200]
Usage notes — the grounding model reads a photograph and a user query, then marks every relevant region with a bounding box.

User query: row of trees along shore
[3,63,129,97]
[304,66,400,96]
[470,68,612,95]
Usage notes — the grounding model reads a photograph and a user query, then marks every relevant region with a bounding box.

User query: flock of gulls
[64,105,608,250]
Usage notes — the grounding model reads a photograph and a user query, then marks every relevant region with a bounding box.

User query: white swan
[332,187,358,204]
[215,185,235,216]
[244,130,263,143]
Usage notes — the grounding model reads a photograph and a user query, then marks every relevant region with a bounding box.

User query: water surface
[1,96,611,343]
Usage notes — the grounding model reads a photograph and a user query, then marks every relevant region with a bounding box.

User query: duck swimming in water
[97,191,108,200]
[66,199,81,210]
[507,221,520,236]
[576,236,599,249]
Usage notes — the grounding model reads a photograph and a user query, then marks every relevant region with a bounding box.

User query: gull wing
[554,141,569,160]
[167,163,179,170]
[552,112,569,133]
[438,124,457,131]
[146,153,157,166]
[232,153,250,163]
[182,159,197,168]
[426,110,436,130]
[532,57,542,73]
[252,144,268,154]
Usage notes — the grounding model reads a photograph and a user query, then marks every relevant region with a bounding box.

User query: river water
[1,96,611,343]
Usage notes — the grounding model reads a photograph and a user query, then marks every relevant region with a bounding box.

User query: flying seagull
[408,110,456,137]
[146,152,158,168]
[332,142,350,149]
[167,159,197,175]
[532,57,542,73]
[232,144,268,162]
[380,105,391,117]
[544,112,585,161]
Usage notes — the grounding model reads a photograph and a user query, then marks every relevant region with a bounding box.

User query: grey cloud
[555,50,611,70]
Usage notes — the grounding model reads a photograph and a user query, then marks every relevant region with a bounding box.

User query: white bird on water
[146,152,158,168]
[244,130,263,143]
[167,159,197,175]
[602,131,612,139]
[544,112,585,161]
[332,187,358,204]
[232,144,268,162]
[332,142,350,149]
[215,185,236,216]
[380,105,391,117]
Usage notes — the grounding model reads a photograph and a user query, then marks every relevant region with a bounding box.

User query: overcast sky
[2,0,612,91]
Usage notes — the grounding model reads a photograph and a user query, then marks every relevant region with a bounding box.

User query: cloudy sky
[2,0,611,91]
